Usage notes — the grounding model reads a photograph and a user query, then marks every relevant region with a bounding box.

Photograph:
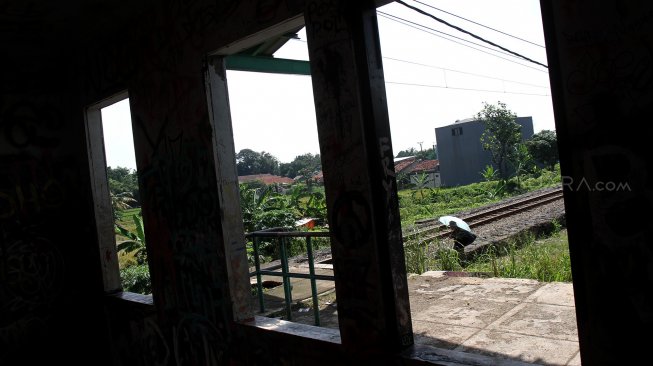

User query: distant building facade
[435,117,534,187]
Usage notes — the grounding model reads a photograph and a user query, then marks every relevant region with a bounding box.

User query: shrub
[120,264,151,294]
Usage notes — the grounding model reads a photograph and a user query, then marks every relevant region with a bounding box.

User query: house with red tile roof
[400,159,440,188]
[238,174,294,186]
[393,156,419,175]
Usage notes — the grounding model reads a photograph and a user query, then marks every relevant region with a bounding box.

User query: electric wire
[377,12,548,73]
[385,80,551,96]
[290,36,550,85]
[378,11,519,61]
[411,0,546,48]
[383,57,549,89]
[394,0,548,68]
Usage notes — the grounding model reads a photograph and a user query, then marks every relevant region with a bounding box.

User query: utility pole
[417,141,423,151]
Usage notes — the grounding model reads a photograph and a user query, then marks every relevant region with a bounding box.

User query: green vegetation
[398,164,561,225]
[236,148,281,176]
[109,147,564,295]
[401,163,569,282]
[467,230,571,282]
[525,130,559,170]
[239,182,329,264]
[115,214,147,265]
[108,166,140,220]
[120,264,151,295]
[279,153,322,180]
[405,227,571,282]
[396,146,437,160]
[477,101,523,179]
[115,212,151,293]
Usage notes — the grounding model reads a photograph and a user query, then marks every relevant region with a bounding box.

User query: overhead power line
[385,80,551,97]
[378,12,518,61]
[411,0,546,48]
[383,57,549,89]
[377,12,548,73]
[394,0,548,68]
[290,36,549,79]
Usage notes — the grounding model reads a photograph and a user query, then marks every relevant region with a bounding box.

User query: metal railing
[246,228,334,326]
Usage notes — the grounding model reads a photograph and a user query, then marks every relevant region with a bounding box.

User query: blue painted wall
[435,117,534,187]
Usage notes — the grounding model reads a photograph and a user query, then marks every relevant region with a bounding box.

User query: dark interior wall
[541,0,653,364]
[0,31,112,366]
[1,1,308,365]
[77,1,311,365]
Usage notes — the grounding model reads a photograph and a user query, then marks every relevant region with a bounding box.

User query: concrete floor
[253,268,579,366]
[408,272,579,365]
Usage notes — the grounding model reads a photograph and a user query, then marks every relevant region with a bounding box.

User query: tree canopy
[525,130,559,170]
[396,148,417,158]
[236,149,280,176]
[107,166,139,202]
[279,153,321,179]
[477,101,522,179]
[396,147,437,160]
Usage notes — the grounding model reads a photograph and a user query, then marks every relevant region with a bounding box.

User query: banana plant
[480,165,505,199]
[110,191,137,221]
[115,214,147,265]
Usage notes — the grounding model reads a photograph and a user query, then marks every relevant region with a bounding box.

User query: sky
[101,0,553,170]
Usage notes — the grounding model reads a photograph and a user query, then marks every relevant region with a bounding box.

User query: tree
[476,102,522,179]
[238,184,296,233]
[236,149,280,176]
[397,147,436,160]
[416,147,437,160]
[512,143,533,187]
[525,130,559,170]
[110,191,137,221]
[396,148,417,158]
[279,153,321,179]
[107,166,139,202]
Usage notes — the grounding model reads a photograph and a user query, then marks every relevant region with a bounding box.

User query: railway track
[403,187,564,245]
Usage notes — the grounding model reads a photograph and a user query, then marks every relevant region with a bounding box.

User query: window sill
[105,291,155,312]
[238,316,341,344]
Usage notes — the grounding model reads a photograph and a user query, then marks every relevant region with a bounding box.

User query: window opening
[377,0,573,364]
[219,26,338,328]
[86,93,151,296]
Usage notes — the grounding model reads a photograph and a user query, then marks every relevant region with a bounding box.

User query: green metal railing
[246,228,333,326]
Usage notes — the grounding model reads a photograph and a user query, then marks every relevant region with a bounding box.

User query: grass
[405,227,572,282]
[116,208,141,232]
[400,166,569,281]
[466,229,571,282]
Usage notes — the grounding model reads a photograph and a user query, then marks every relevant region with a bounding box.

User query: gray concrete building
[435,116,534,187]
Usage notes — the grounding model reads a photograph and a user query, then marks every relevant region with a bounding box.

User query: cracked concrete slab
[408,273,579,365]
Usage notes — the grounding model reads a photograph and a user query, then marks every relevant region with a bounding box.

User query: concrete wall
[436,117,534,187]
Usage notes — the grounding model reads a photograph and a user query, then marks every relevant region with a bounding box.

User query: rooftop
[238,174,294,185]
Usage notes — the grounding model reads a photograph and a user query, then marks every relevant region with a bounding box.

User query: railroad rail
[403,187,564,245]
